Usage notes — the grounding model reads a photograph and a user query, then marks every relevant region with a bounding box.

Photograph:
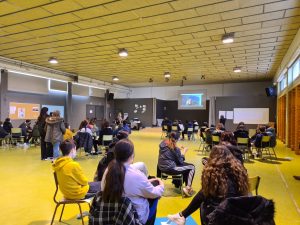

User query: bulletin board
[9,102,40,120]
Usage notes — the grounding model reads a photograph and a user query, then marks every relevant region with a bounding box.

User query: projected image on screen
[178,90,207,110]
[181,94,203,107]
[42,105,65,118]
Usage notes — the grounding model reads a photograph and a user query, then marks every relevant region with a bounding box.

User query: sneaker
[167,213,186,225]
[182,187,193,197]
[77,211,89,219]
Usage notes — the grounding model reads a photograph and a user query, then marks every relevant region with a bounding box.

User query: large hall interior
[0,0,300,225]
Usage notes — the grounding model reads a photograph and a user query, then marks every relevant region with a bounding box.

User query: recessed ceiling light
[233,67,242,73]
[164,71,171,78]
[48,57,58,64]
[112,76,119,81]
[222,32,235,44]
[118,48,128,57]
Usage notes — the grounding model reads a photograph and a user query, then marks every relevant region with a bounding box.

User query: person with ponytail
[100,139,164,225]
[158,132,195,197]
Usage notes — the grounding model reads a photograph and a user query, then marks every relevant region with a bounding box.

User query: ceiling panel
[0,0,299,86]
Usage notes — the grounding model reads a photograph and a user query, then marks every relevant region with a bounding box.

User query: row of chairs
[198,134,277,160]
[161,125,200,140]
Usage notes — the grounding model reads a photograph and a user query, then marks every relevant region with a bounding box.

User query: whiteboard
[233,108,269,124]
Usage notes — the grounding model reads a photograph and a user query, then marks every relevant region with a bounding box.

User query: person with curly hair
[167,145,249,225]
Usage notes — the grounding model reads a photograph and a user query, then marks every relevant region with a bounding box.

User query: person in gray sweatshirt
[45,110,66,159]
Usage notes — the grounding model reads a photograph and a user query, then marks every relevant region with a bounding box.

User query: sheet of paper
[226,111,233,119]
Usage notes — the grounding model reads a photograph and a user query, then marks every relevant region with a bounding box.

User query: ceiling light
[118,48,128,57]
[233,67,242,73]
[182,76,187,80]
[201,75,205,79]
[165,78,169,82]
[164,71,171,78]
[48,57,58,64]
[112,76,119,81]
[222,32,234,44]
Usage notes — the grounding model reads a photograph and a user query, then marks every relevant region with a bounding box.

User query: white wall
[124,81,271,100]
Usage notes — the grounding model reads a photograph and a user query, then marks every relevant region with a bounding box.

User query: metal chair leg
[59,204,65,222]
[51,204,60,225]
[77,203,85,225]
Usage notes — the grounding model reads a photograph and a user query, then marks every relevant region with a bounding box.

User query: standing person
[37,107,49,160]
[167,145,249,225]
[219,115,226,128]
[19,119,32,143]
[3,118,13,133]
[101,139,164,225]
[158,132,195,197]
[45,110,66,159]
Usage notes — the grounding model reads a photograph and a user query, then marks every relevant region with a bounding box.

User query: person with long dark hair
[167,145,249,225]
[101,139,164,225]
[37,107,49,160]
[158,132,195,197]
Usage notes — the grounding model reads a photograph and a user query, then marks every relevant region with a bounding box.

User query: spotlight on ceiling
[149,78,153,83]
[118,48,128,57]
[222,32,235,44]
[164,71,171,78]
[112,76,119,81]
[165,78,169,82]
[48,57,58,64]
[201,75,205,79]
[233,67,242,73]
[182,76,187,80]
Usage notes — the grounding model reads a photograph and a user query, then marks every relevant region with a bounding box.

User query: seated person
[78,120,99,153]
[63,122,74,141]
[186,121,193,140]
[161,117,171,133]
[101,139,164,225]
[0,121,10,144]
[167,145,249,225]
[200,122,208,139]
[94,131,129,181]
[122,120,132,134]
[52,140,100,199]
[266,126,276,148]
[3,118,13,134]
[19,119,32,143]
[220,131,243,164]
[212,123,225,137]
[252,125,268,149]
[99,121,113,146]
[158,132,195,197]
[193,120,199,133]
[234,124,249,139]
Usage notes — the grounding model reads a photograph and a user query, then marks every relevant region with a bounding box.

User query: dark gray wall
[156,99,210,124]
[215,96,277,131]
[114,98,154,127]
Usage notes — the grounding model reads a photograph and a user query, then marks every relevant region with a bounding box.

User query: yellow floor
[0,127,300,225]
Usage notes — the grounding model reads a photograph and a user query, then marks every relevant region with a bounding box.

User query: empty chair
[212,135,220,146]
[10,128,24,145]
[237,137,251,161]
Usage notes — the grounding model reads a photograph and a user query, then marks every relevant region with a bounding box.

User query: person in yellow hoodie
[63,122,74,141]
[52,140,100,200]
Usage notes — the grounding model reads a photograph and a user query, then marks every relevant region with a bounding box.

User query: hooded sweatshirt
[158,140,184,171]
[45,117,66,143]
[52,156,89,200]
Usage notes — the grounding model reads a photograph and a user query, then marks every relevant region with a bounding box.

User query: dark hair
[60,140,76,156]
[103,121,110,128]
[38,107,48,122]
[259,126,266,133]
[221,131,237,146]
[79,120,88,130]
[5,118,10,122]
[102,139,134,202]
[25,119,31,123]
[64,122,69,128]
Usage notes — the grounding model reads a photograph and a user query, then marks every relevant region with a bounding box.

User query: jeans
[53,141,61,159]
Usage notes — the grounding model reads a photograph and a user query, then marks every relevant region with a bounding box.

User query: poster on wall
[9,102,40,120]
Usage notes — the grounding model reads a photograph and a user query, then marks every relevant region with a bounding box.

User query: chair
[171,125,178,132]
[261,135,277,159]
[212,135,220,146]
[249,176,261,195]
[161,125,169,139]
[193,126,199,140]
[187,127,194,140]
[237,137,251,160]
[102,134,113,146]
[10,128,24,146]
[51,172,93,225]
[75,132,93,156]
[199,132,209,154]
[160,172,184,198]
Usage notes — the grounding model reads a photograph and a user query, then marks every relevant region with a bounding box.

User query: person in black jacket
[167,145,249,225]
[37,107,49,160]
[158,132,195,197]
[99,121,113,146]
[3,118,13,134]
[0,121,10,146]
